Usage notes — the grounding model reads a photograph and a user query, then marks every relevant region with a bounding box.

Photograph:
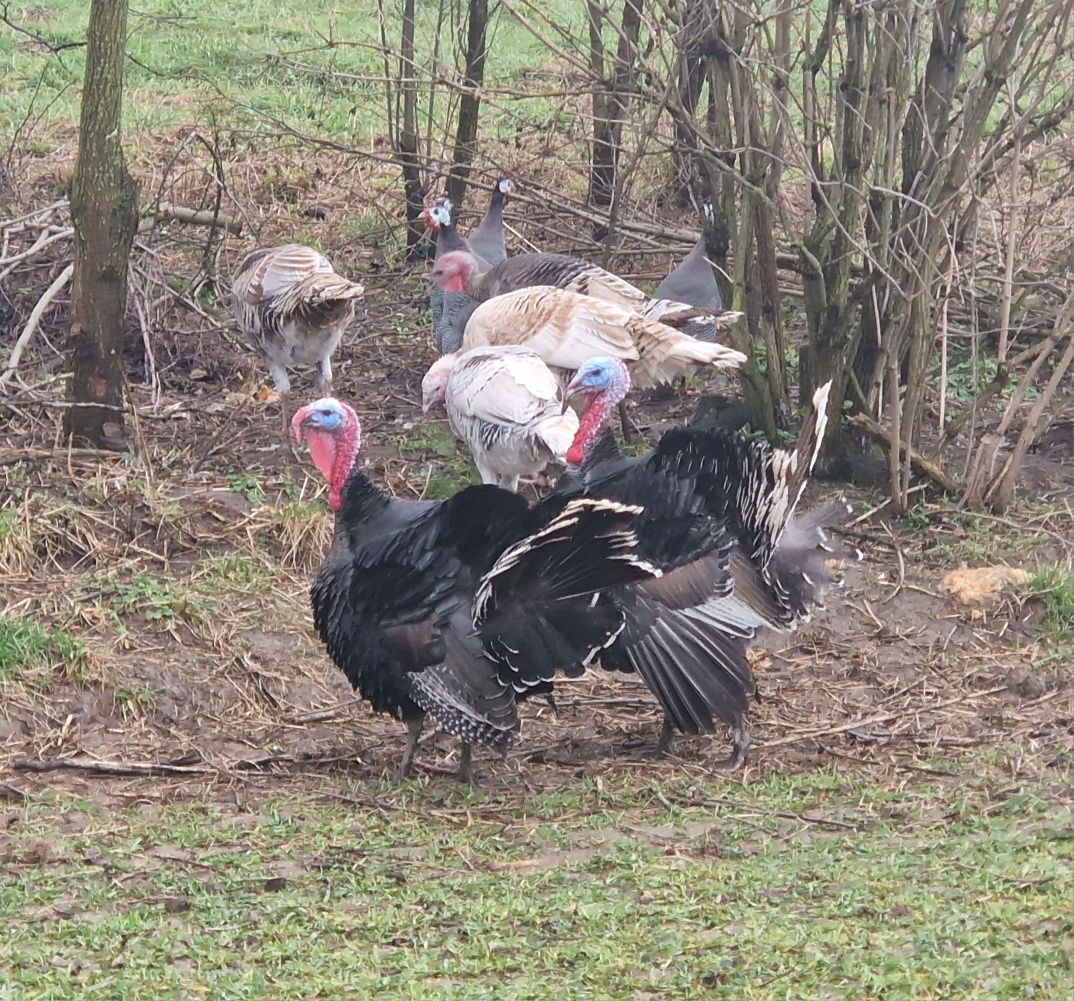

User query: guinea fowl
[551,357,848,767]
[421,199,487,354]
[650,230,725,342]
[421,345,578,492]
[427,249,741,336]
[230,244,364,440]
[291,397,658,781]
[466,177,513,267]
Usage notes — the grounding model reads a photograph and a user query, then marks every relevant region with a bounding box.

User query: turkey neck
[319,422,361,511]
[569,374,631,464]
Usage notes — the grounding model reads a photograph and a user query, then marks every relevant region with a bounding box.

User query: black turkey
[552,356,850,767]
[291,396,658,781]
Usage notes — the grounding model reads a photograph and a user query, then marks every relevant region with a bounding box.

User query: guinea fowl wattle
[551,357,850,767]
[291,397,659,781]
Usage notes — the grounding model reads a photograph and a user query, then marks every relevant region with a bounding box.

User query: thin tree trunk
[65,0,138,448]
[398,0,425,256]
[588,0,644,237]
[446,0,490,206]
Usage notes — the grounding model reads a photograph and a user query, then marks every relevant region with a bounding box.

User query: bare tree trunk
[446,0,490,206]
[398,0,425,257]
[588,0,644,237]
[65,0,138,448]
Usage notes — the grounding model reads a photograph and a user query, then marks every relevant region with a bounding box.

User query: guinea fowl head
[421,353,459,412]
[291,397,362,511]
[422,199,453,232]
[495,177,512,197]
[428,251,477,293]
[562,357,632,465]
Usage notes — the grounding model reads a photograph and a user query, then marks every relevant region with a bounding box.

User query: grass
[0,613,89,684]
[1,0,581,146]
[1,765,1069,998]
[1028,565,1074,665]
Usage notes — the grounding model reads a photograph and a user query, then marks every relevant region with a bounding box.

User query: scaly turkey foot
[393,717,424,781]
[711,725,750,772]
[456,741,475,784]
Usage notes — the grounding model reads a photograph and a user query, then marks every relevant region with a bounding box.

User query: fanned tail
[768,497,857,620]
[474,498,660,691]
[609,602,756,734]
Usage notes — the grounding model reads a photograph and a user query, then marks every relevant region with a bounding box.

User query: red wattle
[306,429,338,486]
[440,272,468,293]
[566,397,612,465]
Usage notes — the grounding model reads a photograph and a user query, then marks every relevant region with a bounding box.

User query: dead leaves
[943,566,1029,607]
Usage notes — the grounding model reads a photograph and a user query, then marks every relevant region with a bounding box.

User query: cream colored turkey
[427,250,741,336]
[231,244,365,393]
[231,244,364,446]
[453,285,746,389]
[421,345,578,492]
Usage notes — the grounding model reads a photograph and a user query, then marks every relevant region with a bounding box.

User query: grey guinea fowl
[421,345,579,492]
[466,177,512,267]
[230,243,364,399]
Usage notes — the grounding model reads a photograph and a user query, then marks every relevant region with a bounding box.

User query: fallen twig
[137,200,242,236]
[849,412,959,494]
[0,262,74,387]
[14,756,215,777]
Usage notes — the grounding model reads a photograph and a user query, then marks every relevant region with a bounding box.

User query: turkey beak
[290,405,313,445]
[561,377,584,413]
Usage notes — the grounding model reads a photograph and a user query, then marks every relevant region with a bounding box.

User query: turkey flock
[230,179,851,782]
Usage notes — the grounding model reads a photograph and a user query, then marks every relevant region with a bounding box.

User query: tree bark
[65,0,138,448]
[588,0,644,236]
[398,0,425,257]
[446,0,490,206]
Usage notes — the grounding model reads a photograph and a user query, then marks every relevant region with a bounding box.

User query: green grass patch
[1,767,1069,997]
[1028,565,1074,666]
[0,612,89,685]
[86,572,217,629]
[1,0,582,145]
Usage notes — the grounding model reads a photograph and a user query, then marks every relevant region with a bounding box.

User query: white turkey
[438,281,747,388]
[421,345,578,492]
